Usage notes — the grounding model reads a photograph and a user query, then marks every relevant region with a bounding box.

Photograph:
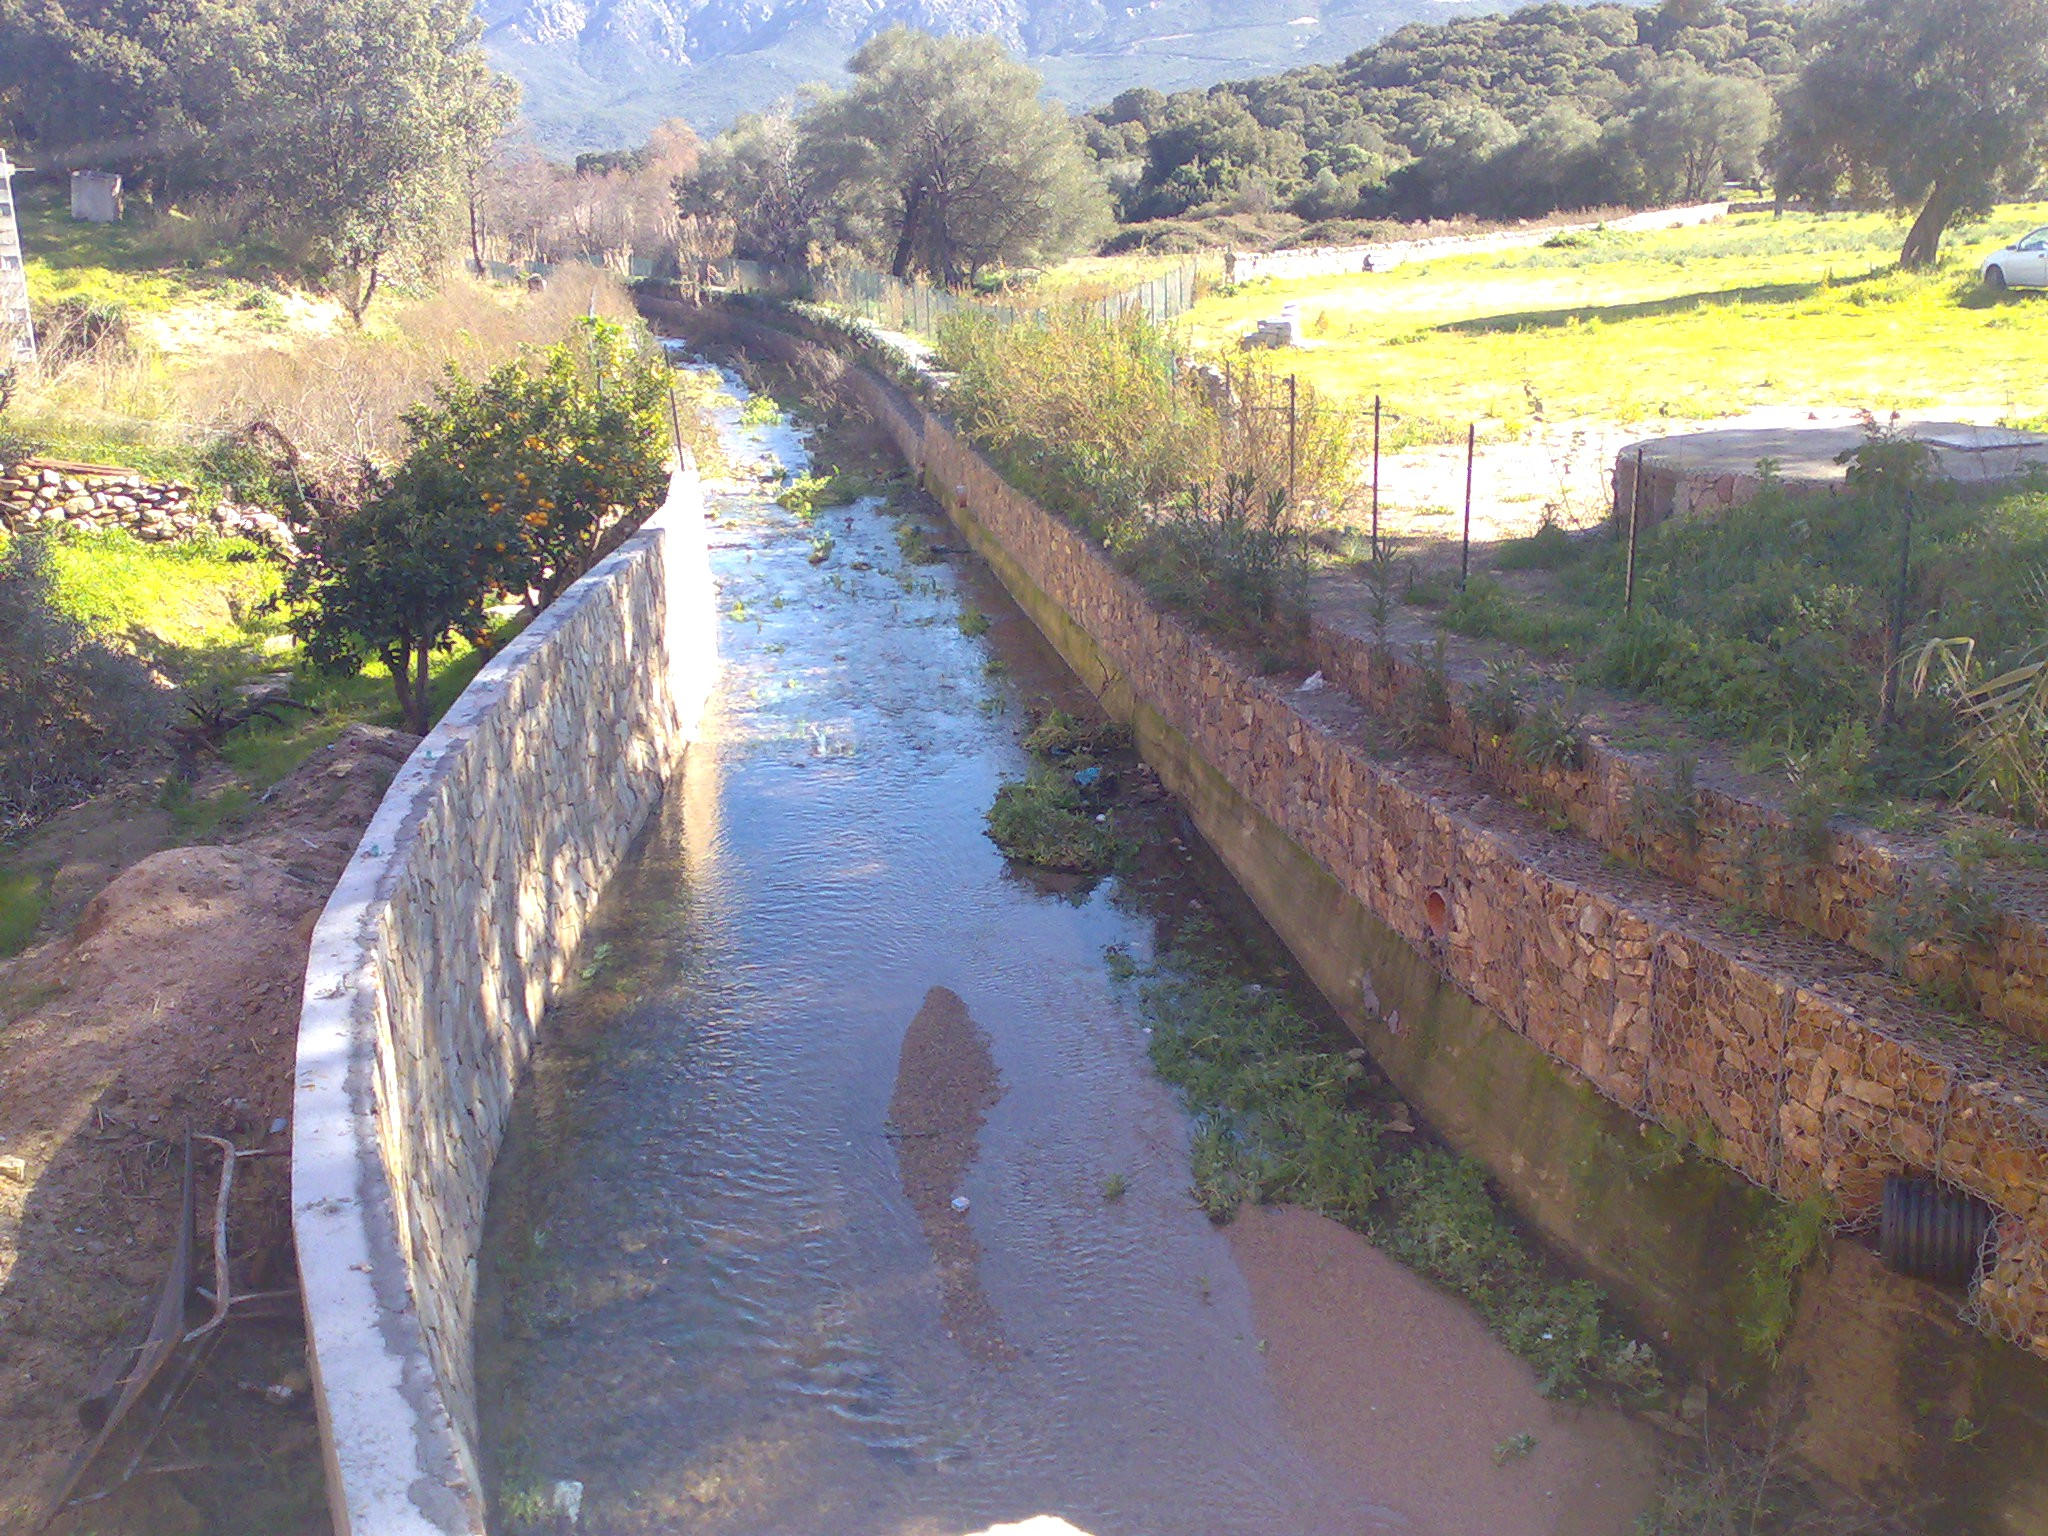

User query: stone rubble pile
[0,457,298,557]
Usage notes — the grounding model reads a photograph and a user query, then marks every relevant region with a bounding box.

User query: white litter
[551,1480,585,1526]
[1297,671,1326,693]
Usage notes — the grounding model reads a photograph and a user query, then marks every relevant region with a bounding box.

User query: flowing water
[474,361,1655,1536]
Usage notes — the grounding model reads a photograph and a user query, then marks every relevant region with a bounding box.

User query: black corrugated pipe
[1880,1175,1995,1287]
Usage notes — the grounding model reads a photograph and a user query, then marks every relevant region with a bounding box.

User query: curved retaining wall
[291,465,717,1536]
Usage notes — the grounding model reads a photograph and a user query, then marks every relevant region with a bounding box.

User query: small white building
[69,170,122,223]
[0,149,35,366]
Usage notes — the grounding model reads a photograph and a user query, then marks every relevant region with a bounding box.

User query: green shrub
[1511,688,1589,770]
[935,309,1357,649]
[0,534,167,835]
[1470,657,1532,737]
[1494,520,1579,571]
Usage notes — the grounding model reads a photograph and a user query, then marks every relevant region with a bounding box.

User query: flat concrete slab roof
[1625,420,2048,488]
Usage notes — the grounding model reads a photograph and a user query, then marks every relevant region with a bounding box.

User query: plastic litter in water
[551,1480,585,1526]
[950,1195,971,1212]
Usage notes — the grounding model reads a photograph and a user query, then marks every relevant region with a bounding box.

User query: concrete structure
[1614,420,2048,530]
[0,148,34,366]
[292,463,716,1536]
[68,170,122,223]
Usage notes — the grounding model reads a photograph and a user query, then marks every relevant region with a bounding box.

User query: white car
[1983,226,2048,290]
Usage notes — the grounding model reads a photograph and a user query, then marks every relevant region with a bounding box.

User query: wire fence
[702,257,1202,337]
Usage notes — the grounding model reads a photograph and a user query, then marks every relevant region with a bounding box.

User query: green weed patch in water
[1130,944,1661,1401]
[1023,709,1131,761]
[986,708,1135,873]
[895,518,940,566]
[738,393,784,427]
[986,772,1121,873]
[776,467,872,524]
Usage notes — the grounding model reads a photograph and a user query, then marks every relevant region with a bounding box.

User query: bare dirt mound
[0,724,417,1535]
[234,724,412,887]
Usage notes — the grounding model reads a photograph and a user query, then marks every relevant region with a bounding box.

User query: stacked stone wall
[724,308,2048,1364]
[1302,631,2048,1044]
[291,463,717,1536]
[1,456,296,554]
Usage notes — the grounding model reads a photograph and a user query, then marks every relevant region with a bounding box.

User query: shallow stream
[473,360,1654,1536]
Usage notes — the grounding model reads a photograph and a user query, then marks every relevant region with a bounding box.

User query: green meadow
[1183,206,2048,438]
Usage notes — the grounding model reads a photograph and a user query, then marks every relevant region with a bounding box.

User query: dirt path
[0,725,412,1534]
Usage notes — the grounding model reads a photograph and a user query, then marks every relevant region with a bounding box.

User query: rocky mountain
[479,0,1505,150]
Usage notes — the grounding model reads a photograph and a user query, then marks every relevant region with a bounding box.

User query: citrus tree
[285,318,673,732]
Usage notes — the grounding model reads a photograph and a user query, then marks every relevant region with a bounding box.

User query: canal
[473,357,1653,1536]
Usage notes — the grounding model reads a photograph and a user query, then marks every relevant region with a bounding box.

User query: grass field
[1183,207,2048,439]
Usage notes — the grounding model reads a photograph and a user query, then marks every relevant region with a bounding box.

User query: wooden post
[1371,394,1382,560]
[1624,446,1644,615]
[1460,423,1475,591]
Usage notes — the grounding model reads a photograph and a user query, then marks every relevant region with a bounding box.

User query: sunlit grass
[1180,205,2048,436]
[37,530,283,657]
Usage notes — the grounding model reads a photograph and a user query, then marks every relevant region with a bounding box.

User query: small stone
[950,1195,970,1212]
[0,1155,25,1183]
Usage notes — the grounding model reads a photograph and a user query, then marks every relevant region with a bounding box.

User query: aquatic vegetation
[985,706,1135,872]
[738,392,784,426]
[985,772,1121,873]
[896,517,940,566]
[1492,1432,1537,1467]
[1129,940,1662,1401]
[776,466,871,524]
[1023,708,1131,761]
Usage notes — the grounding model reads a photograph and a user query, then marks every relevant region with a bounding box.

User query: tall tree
[453,69,520,277]
[1629,67,1772,202]
[679,108,836,269]
[249,0,503,322]
[802,28,1109,285]
[1777,0,2048,268]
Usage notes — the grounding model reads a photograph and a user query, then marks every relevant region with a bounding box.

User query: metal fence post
[1460,424,1475,591]
[1371,394,1382,560]
[1625,445,1644,615]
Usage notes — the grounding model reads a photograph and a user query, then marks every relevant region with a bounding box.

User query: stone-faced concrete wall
[710,308,2048,1365]
[291,463,716,1536]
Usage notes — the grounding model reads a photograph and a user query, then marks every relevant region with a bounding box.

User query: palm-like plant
[1913,616,2048,825]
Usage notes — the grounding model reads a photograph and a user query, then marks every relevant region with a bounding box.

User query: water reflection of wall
[292,462,717,1536]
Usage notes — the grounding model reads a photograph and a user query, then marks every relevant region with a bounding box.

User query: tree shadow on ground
[1435,268,1898,335]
